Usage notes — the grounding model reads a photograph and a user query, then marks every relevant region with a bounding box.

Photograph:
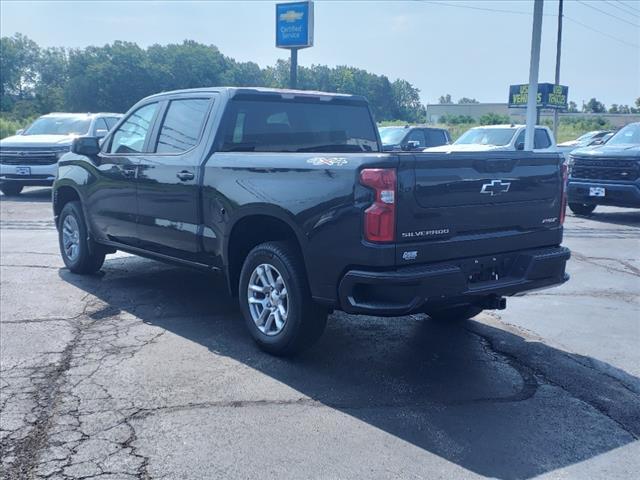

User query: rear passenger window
[105,117,119,129]
[534,128,551,149]
[426,129,447,147]
[94,118,108,135]
[156,98,210,154]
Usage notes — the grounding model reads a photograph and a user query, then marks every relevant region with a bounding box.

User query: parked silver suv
[0,112,122,196]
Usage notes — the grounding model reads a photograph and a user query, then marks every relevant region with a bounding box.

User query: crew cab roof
[143,87,367,103]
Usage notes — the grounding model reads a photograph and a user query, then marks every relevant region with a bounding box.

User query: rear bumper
[338,246,570,316]
[568,180,640,208]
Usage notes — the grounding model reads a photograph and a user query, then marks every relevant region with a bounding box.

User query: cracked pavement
[1,188,639,479]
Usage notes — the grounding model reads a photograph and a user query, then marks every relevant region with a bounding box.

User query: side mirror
[405,140,421,150]
[516,142,525,151]
[72,137,101,156]
[95,129,108,139]
[15,129,24,135]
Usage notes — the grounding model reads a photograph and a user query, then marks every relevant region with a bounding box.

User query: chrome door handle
[121,165,137,178]
[176,170,195,181]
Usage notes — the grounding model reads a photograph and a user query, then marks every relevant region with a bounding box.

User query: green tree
[438,94,452,104]
[479,112,510,125]
[609,104,619,113]
[584,98,606,113]
[458,97,479,104]
[391,79,425,123]
[34,47,68,112]
[567,101,578,113]
[0,34,40,110]
[1,35,427,123]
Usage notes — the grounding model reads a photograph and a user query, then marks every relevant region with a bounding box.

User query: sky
[1,0,639,107]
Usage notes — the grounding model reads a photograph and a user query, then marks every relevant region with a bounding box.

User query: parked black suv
[53,87,569,355]
[568,122,640,215]
[379,125,451,151]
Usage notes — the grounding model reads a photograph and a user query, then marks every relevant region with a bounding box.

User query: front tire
[569,202,596,216]
[426,304,483,322]
[1,184,23,196]
[58,201,105,274]
[239,241,327,356]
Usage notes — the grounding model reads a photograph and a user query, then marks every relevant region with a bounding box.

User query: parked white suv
[424,124,558,153]
[0,112,121,196]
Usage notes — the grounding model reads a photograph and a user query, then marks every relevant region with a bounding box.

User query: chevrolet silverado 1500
[53,87,570,355]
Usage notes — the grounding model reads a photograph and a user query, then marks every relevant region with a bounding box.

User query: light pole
[553,0,564,140]
[525,0,544,151]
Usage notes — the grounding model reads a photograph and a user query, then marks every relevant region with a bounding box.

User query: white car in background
[0,112,122,196]
[424,124,558,153]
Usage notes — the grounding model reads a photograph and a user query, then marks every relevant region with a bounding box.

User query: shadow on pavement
[59,256,640,480]
[572,208,640,228]
[0,187,52,203]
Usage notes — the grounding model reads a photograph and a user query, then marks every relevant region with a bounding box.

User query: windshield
[606,123,640,146]
[379,127,407,145]
[454,128,516,146]
[24,116,91,136]
[576,131,598,142]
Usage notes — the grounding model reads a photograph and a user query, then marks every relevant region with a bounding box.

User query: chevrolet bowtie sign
[480,180,512,196]
[276,1,314,49]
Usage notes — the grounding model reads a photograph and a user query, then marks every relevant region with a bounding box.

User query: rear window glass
[218,98,379,153]
[534,128,551,149]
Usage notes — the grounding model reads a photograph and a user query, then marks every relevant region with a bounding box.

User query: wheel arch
[53,183,83,222]
[225,209,308,297]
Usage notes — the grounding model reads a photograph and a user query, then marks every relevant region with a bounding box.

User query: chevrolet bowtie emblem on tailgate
[481,179,511,196]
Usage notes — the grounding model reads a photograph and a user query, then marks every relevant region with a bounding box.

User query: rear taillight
[560,162,568,225]
[360,168,396,242]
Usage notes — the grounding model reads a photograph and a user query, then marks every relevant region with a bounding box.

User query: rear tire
[426,304,483,322]
[1,184,23,196]
[58,201,106,274]
[239,241,327,356]
[569,203,596,216]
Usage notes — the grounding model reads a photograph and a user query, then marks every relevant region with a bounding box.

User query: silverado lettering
[402,229,450,238]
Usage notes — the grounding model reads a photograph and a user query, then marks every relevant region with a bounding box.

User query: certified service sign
[276,1,314,49]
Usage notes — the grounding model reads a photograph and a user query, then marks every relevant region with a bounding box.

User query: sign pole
[290,48,298,89]
[525,0,544,151]
[553,0,564,141]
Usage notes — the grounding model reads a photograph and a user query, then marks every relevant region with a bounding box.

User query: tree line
[0,34,426,123]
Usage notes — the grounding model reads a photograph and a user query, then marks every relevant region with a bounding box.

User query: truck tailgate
[395,151,564,265]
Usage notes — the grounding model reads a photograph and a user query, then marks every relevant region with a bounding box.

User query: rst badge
[480,179,511,196]
[402,251,418,261]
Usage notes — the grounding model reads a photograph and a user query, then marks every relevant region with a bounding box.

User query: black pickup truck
[53,87,570,355]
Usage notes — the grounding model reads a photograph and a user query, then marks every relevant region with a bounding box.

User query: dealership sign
[276,1,314,49]
[509,83,569,110]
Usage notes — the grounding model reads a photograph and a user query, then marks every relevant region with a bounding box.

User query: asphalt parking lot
[1,187,639,480]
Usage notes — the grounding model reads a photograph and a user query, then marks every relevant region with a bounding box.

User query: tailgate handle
[475,159,516,173]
